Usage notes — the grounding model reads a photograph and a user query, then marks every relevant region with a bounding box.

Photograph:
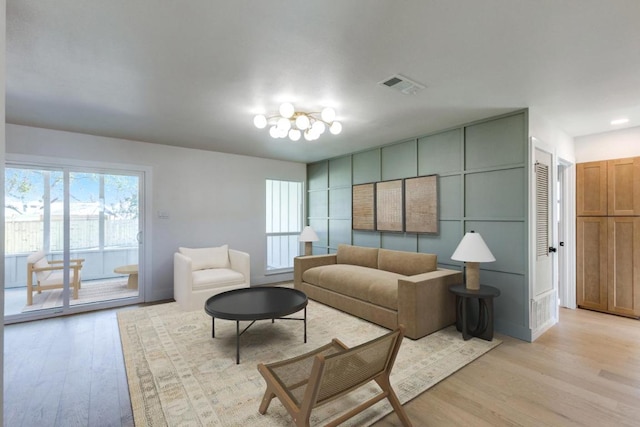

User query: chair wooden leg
[376,376,413,427]
[294,413,311,427]
[27,279,33,306]
[259,387,275,414]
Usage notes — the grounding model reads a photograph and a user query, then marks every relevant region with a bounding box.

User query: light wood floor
[3,306,639,426]
[3,307,135,427]
[376,307,640,427]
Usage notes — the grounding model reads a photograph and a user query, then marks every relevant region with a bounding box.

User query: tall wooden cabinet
[576,216,608,311]
[576,157,640,318]
[577,160,608,216]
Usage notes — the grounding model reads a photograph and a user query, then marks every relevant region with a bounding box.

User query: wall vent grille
[535,161,549,258]
[531,292,555,330]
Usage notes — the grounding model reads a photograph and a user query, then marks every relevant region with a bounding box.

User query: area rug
[23,279,137,312]
[118,300,501,426]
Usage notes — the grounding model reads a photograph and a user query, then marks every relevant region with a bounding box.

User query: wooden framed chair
[26,251,84,306]
[257,326,412,427]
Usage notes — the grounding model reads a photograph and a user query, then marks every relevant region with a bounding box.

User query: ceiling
[6,1,640,164]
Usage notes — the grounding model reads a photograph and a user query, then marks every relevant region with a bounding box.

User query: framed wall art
[404,175,438,233]
[352,183,376,231]
[375,180,403,232]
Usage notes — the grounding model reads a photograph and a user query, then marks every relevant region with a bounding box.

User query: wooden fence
[5,219,139,254]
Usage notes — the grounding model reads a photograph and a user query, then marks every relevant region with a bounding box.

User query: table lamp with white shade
[451,231,496,290]
[299,226,319,256]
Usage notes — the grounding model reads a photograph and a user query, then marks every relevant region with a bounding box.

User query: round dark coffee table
[205,287,308,364]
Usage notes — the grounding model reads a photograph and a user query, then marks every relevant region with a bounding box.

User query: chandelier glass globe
[321,107,336,123]
[276,117,291,131]
[279,103,295,119]
[295,114,310,130]
[329,121,342,135]
[303,130,313,141]
[253,114,267,129]
[289,129,301,141]
[312,121,326,135]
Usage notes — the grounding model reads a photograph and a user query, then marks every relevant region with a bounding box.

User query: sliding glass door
[4,163,143,320]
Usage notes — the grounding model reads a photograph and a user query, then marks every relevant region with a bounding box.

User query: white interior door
[535,148,554,296]
[531,142,558,337]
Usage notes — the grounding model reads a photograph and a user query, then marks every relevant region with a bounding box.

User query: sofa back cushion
[378,248,437,276]
[28,251,52,281]
[179,245,230,271]
[336,244,378,269]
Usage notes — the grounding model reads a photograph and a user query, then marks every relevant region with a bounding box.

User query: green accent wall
[306,110,530,340]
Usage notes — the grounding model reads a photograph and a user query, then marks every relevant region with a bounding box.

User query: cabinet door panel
[607,157,640,216]
[577,161,607,216]
[577,217,608,311]
[607,217,640,317]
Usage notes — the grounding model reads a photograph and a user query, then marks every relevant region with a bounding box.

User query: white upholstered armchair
[173,245,250,311]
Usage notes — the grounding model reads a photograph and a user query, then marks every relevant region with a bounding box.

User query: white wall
[529,109,576,162]
[6,124,307,301]
[574,126,640,162]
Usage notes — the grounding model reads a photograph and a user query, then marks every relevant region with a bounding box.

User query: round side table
[114,264,138,289]
[449,284,500,341]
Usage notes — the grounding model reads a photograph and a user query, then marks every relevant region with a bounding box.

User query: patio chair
[257,326,412,427]
[26,251,84,305]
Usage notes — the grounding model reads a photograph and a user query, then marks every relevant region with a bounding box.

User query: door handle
[549,247,557,253]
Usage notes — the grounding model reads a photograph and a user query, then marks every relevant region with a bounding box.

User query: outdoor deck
[4,278,138,316]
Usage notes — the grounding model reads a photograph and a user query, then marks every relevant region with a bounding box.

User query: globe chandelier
[253,103,342,142]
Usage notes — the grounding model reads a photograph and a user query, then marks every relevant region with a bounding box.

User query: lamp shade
[298,226,319,242]
[451,231,495,263]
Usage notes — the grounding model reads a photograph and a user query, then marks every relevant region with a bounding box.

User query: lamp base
[465,262,480,290]
[304,242,313,256]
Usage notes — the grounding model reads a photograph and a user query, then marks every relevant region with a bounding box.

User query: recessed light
[611,118,629,125]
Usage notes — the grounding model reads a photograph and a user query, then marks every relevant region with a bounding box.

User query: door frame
[557,158,576,309]
[4,154,152,324]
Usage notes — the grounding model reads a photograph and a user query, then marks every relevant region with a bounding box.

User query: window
[5,166,139,255]
[266,179,303,271]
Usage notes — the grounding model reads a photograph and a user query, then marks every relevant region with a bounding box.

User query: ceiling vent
[379,74,426,95]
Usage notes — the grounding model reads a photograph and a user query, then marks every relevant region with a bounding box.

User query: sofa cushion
[27,250,46,264]
[302,264,402,310]
[336,244,378,269]
[179,245,230,271]
[378,249,437,276]
[191,268,244,290]
[41,270,81,286]
[33,256,52,281]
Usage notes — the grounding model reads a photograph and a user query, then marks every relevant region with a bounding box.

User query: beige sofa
[294,244,462,339]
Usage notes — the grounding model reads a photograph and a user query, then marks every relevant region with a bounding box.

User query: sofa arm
[397,268,463,339]
[294,254,337,289]
[174,252,193,304]
[229,249,251,283]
